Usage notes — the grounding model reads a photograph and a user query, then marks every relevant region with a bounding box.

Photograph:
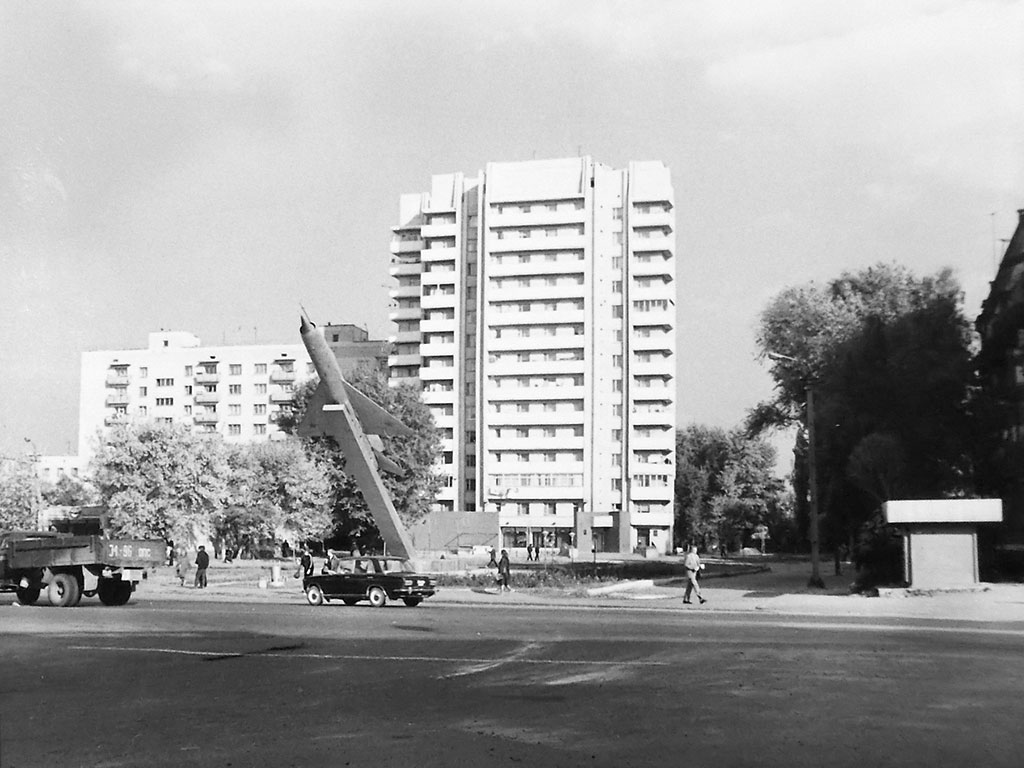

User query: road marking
[443,641,543,678]
[69,645,671,667]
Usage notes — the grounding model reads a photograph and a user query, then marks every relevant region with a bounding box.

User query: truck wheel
[367,586,387,608]
[48,573,81,608]
[305,584,324,606]
[112,581,133,606]
[15,586,40,605]
[98,578,132,606]
[97,578,117,605]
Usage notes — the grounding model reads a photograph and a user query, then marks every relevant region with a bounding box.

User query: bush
[852,512,904,588]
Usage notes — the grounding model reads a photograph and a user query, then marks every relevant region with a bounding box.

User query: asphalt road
[2,598,1023,768]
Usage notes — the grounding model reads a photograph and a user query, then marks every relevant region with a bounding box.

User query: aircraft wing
[342,380,415,438]
[296,382,333,439]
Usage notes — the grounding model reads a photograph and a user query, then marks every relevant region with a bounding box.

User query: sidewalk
[136,561,1024,624]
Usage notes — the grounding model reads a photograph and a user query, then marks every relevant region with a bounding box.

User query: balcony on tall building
[389,259,422,277]
[105,372,130,387]
[269,369,296,384]
[103,414,128,426]
[193,412,219,424]
[632,331,674,352]
[270,388,296,404]
[390,238,423,255]
[105,392,129,407]
[194,391,220,405]
[392,282,421,300]
[632,254,674,279]
[388,352,422,368]
[389,305,422,323]
[195,371,220,385]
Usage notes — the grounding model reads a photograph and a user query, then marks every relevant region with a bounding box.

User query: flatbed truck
[0,530,166,607]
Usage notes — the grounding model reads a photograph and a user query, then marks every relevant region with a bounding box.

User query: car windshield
[379,559,414,574]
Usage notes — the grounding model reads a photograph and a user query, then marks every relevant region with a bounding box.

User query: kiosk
[883,499,1002,589]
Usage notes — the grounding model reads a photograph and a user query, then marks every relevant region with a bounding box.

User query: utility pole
[805,388,825,589]
[767,352,826,589]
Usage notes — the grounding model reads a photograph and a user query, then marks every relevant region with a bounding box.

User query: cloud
[705,0,1024,191]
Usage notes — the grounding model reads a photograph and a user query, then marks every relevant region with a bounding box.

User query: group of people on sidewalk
[172,546,210,589]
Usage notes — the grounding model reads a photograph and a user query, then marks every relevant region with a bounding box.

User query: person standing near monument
[194,545,210,589]
[497,549,512,593]
[682,545,707,604]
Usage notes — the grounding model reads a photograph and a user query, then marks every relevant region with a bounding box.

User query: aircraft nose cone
[300,315,312,333]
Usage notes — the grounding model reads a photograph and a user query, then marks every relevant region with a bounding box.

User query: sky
[1,0,1022,466]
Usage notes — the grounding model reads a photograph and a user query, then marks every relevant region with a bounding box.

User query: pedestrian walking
[175,551,190,587]
[682,544,706,604]
[194,546,210,589]
[497,549,512,593]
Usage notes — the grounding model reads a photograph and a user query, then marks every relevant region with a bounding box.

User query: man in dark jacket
[194,546,210,589]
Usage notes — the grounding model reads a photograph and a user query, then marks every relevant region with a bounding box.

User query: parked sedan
[302,556,435,608]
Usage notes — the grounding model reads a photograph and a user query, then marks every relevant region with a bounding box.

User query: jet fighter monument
[298,314,417,559]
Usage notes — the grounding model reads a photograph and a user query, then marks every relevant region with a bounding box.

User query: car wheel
[15,586,40,606]
[306,584,325,606]
[367,586,386,608]
[48,573,81,608]
[402,597,422,607]
[342,598,360,606]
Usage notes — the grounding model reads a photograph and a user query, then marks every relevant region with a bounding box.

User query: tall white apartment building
[78,325,387,462]
[389,157,676,555]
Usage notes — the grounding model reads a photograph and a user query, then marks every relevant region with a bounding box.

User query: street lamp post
[24,437,43,530]
[767,353,825,589]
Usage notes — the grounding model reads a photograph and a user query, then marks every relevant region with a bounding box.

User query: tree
[675,425,788,552]
[90,422,229,543]
[281,366,442,549]
[0,459,38,531]
[750,263,978,578]
[41,475,98,507]
[217,440,332,556]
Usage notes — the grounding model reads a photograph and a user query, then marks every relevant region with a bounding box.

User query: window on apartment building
[612,207,623,220]
[442,451,453,464]
[156,378,173,387]
[138,406,148,416]
[254,424,266,435]
[612,281,622,294]
[139,367,148,377]
[612,379,623,392]
[613,355,623,368]
[204,384,217,393]
[183,385,192,395]
[229,384,242,395]
[184,366,193,377]
[139,386,147,397]
[611,478,622,491]
[254,363,267,375]
[612,429,622,441]
[155,397,174,406]
[229,404,241,415]
[517,502,529,516]
[541,427,556,438]
[184,405,192,415]
[612,453,622,466]
[230,364,242,375]
[228,424,241,436]
[255,383,267,395]
[515,428,529,439]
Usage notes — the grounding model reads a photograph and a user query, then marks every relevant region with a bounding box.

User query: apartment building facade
[78,324,388,462]
[389,157,677,555]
